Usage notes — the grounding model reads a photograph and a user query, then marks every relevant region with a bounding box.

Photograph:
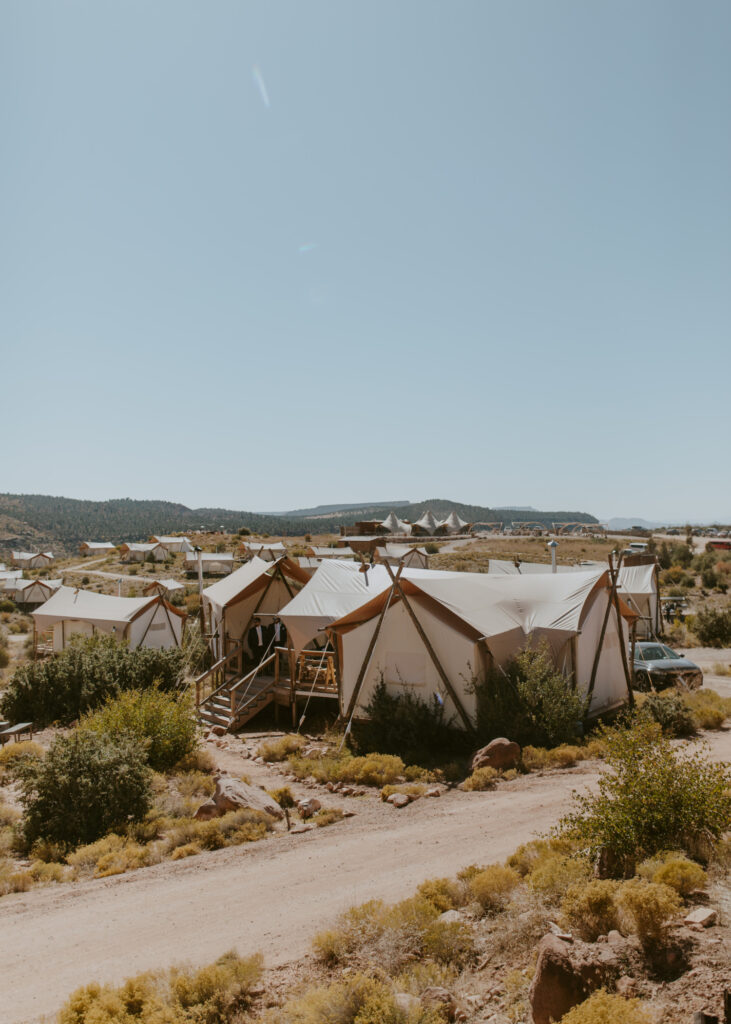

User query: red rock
[470,738,520,772]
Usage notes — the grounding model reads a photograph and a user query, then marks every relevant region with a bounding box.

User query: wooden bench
[0,722,34,744]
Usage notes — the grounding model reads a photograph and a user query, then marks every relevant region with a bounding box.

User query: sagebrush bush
[637,851,707,896]
[556,719,731,868]
[256,734,306,761]
[507,837,580,878]
[528,853,592,901]
[353,679,470,765]
[82,687,197,771]
[313,808,345,827]
[417,876,464,912]
[616,879,682,946]
[461,766,498,791]
[469,864,521,914]
[267,973,442,1024]
[0,740,44,781]
[289,752,407,788]
[558,989,652,1024]
[683,688,731,730]
[639,693,695,737]
[1,634,187,726]
[0,859,32,896]
[693,605,731,646]
[17,730,152,850]
[475,642,587,748]
[381,783,426,801]
[58,950,263,1024]
[561,880,620,940]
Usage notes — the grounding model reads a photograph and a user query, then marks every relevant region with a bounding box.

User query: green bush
[353,679,470,765]
[639,693,695,737]
[475,642,588,748]
[17,730,152,850]
[0,599,15,613]
[82,688,197,772]
[0,634,187,726]
[616,879,682,946]
[637,852,707,896]
[693,605,731,647]
[556,720,731,870]
[561,880,620,940]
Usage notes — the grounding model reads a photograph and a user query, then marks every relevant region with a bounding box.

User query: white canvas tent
[278,559,394,654]
[243,542,287,562]
[78,542,117,557]
[33,587,186,652]
[201,556,309,660]
[437,511,471,534]
[184,551,234,575]
[143,578,186,597]
[375,544,430,569]
[328,567,636,730]
[412,510,439,535]
[8,578,63,605]
[309,546,356,559]
[11,551,54,569]
[152,536,194,554]
[120,542,169,563]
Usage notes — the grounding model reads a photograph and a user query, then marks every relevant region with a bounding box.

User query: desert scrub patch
[173,771,215,799]
[637,851,707,896]
[416,876,465,913]
[0,739,44,778]
[461,766,498,791]
[256,733,306,762]
[507,837,580,878]
[558,988,652,1024]
[0,860,32,895]
[57,950,263,1024]
[174,746,215,774]
[561,880,621,941]
[683,688,731,730]
[265,973,442,1024]
[29,859,69,884]
[314,895,475,973]
[616,879,682,947]
[556,719,731,868]
[468,864,521,914]
[381,782,427,801]
[170,842,201,860]
[638,692,695,737]
[527,853,592,902]
[289,751,407,788]
[0,800,20,827]
[313,808,345,827]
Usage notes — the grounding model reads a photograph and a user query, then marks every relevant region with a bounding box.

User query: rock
[387,793,411,808]
[684,907,717,929]
[342,809,356,818]
[439,909,464,925]
[425,787,441,798]
[210,724,227,736]
[548,921,573,941]
[326,781,336,792]
[340,786,353,796]
[193,799,219,821]
[615,976,638,998]
[393,992,421,1014]
[421,986,458,1020]
[297,797,322,819]
[470,737,520,772]
[213,776,284,820]
[291,824,313,834]
[529,934,621,1024]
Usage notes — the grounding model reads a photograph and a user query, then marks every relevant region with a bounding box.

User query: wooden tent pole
[586,565,615,702]
[610,554,635,707]
[340,566,402,724]
[383,564,475,734]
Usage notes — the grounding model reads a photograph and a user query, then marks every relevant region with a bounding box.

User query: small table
[0,723,34,744]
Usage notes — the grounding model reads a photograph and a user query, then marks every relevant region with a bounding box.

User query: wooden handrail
[194,643,244,706]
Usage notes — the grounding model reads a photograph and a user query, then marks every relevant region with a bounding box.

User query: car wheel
[635,670,651,692]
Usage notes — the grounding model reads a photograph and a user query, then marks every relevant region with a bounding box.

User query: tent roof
[12,551,53,559]
[14,578,62,593]
[202,556,307,615]
[413,510,438,532]
[245,541,286,552]
[617,562,657,597]
[121,542,162,552]
[186,551,234,561]
[381,544,428,558]
[32,586,184,630]
[381,511,412,534]
[144,578,186,593]
[439,511,470,532]
[81,541,116,549]
[310,546,355,557]
[153,536,191,543]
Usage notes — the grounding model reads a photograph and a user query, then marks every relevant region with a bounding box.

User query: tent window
[149,622,166,632]
[385,652,426,688]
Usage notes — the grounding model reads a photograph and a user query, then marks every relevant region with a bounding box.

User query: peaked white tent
[412,510,439,535]
[278,560,394,654]
[328,567,636,730]
[380,511,412,535]
[184,551,234,575]
[8,578,63,605]
[33,587,186,652]
[201,556,309,660]
[437,511,471,534]
[616,562,661,638]
[11,551,54,569]
[375,544,430,569]
[143,578,186,597]
[243,542,287,562]
[120,542,169,563]
[152,536,194,553]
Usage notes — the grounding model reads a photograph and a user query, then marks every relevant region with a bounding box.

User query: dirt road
[3,729,729,1024]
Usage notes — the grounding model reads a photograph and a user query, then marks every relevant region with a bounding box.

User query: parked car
[633,641,703,691]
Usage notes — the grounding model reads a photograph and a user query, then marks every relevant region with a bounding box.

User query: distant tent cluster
[379,510,472,536]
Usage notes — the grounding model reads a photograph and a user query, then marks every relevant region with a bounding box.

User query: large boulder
[528,934,621,1024]
[471,738,521,772]
[213,776,284,820]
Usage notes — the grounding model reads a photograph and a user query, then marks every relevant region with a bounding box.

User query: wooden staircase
[195,648,277,733]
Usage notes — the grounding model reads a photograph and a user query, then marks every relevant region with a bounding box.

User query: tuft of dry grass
[461,766,498,791]
[256,734,306,762]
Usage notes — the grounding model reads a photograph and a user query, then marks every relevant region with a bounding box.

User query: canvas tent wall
[243,542,287,562]
[11,551,54,569]
[8,578,63,606]
[78,542,116,557]
[328,567,635,730]
[201,556,309,661]
[152,536,194,553]
[184,552,234,575]
[375,544,430,569]
[32,587,186,652]
[143,579,186,597]
[120,542,169,563]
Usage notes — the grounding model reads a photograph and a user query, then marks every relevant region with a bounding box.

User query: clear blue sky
[2,1,729,522]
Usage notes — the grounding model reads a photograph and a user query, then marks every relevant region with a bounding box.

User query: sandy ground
[1,726,729,1024]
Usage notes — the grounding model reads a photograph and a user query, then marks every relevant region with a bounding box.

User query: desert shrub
[353,680,470,766]
[556,719,731,869]
[558,989,651,1024]
[171,842,200,860]
[175,746,215,774]
[381,783,427,801]
[0,800,20,827]
[417,876,464,913]
[616,879,682,946]
[0,859,33,895]
[256,733,306,762]
[546,744,582,768]
[637,852,706,896]
[58,950,263,1024]
[683,688,731,730]
[174,771,215,798]
[528,853,592,901]
[507,837,580,877]
[17,731,152,850]
[1,634,187,726]
[561,880,620,940]
[82,687,197,771]
[269,973,441,1024]
[0,599,15,613]
[29,859,68,884]
[0,739,44,781]
[287,749,408,788]
[639,693,695,737]
[461,766,498,791]
[693,605,731,646]
[0,648,9,669]
[313,808,344,827]
[469,864,521,914]
[474,643,588,748]
[314,895,474,972]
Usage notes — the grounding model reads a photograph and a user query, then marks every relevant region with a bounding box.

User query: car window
[661,645,682,659]
[638,645,667,661]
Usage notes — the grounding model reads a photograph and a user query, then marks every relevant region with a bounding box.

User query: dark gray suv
[633,641,703,691]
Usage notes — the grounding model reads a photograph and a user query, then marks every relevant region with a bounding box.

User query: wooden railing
[228,652,277,716]
[290,648,338,695]
[194,643,244,707]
